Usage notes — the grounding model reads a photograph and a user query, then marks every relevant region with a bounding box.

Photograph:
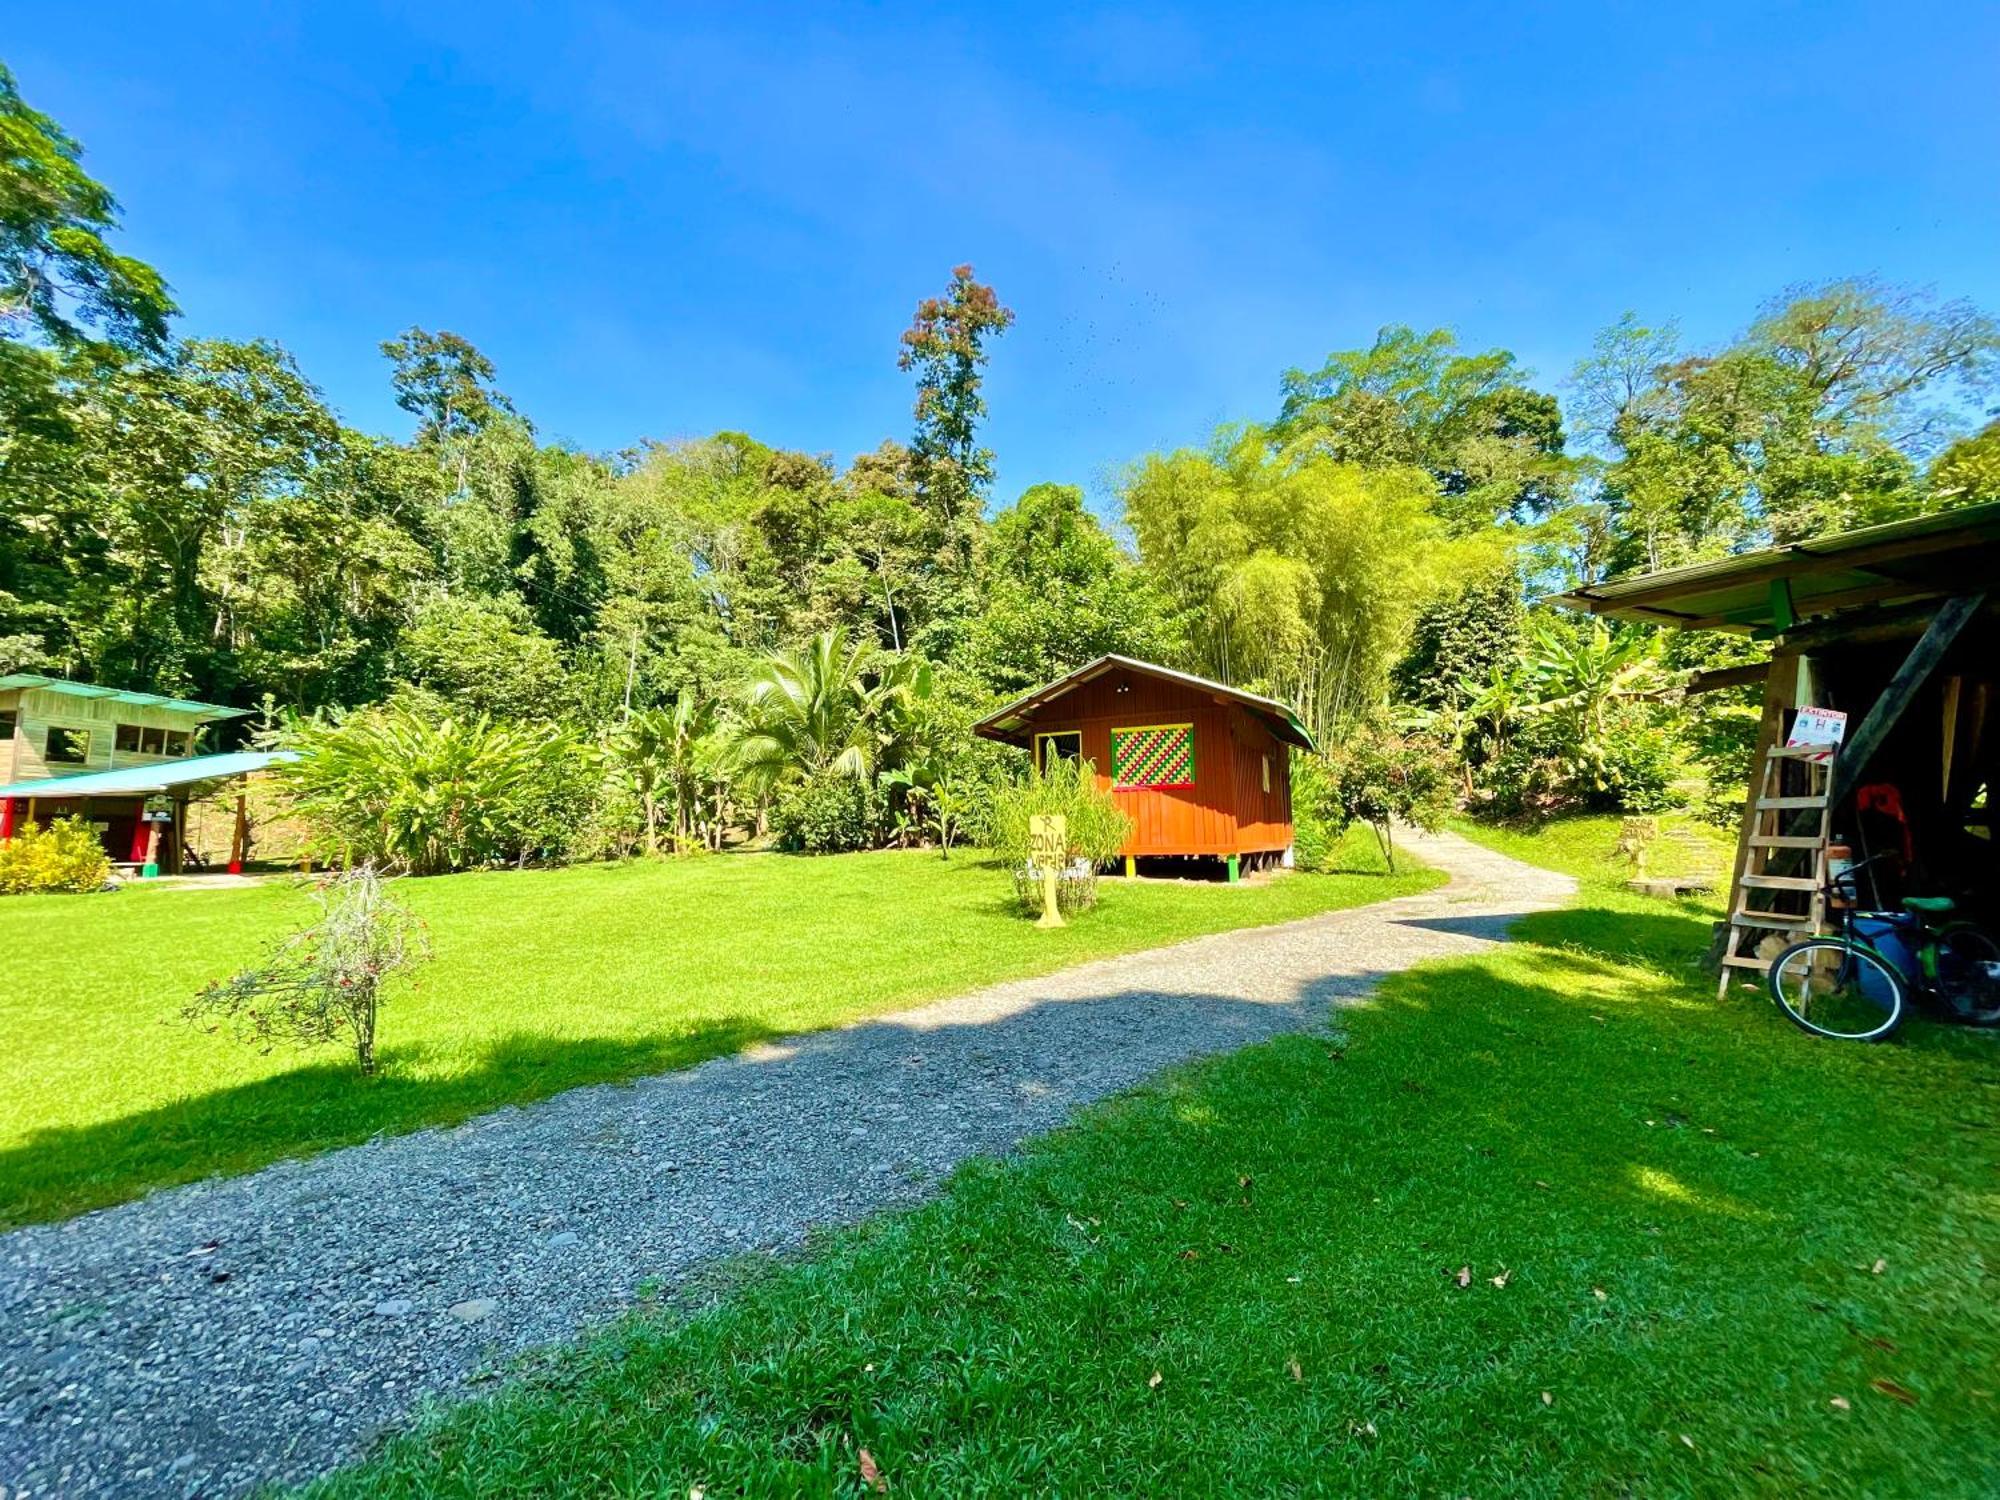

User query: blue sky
[11,2,1998,507]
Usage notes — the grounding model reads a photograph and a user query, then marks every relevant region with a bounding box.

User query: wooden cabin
[974,655,1316,880]
[1555,500,2000,991]
[0,674,288,875]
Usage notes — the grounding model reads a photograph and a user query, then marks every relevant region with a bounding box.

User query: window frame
[44,725,90,765]
[1110,722,1196,791]
[1034,730,1083,775]
[164,729,191,757]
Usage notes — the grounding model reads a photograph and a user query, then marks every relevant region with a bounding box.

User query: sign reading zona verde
[1111,723,1195,790]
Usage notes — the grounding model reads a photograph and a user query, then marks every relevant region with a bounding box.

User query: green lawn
[0,830,1436,1228]
[1450,809,1737,888]
[312,820,1998,1499]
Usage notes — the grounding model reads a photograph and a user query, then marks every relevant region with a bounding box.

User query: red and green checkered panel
[1112,724,1195,789]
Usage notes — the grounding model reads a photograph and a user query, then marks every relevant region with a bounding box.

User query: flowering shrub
[0,817,112,894]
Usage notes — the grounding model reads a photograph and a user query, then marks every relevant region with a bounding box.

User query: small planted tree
[185,866,429,1075]
[1300,729,1456,872]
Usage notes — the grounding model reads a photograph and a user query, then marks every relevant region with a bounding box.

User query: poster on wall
[1786,707,1849,760]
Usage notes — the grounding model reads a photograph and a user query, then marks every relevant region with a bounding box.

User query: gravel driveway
[0,829,1570,1497]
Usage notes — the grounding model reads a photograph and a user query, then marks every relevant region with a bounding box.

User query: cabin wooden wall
[1224,707,1293,852]
[3,688,212,783]
[1015,672,1295,857]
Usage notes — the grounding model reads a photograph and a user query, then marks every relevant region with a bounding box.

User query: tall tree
[897,265,1014,570]
[0,63,172,352]
[1275,325,1569,531]
[1121,424,1456,738]
[1573,281,2000,565]
[380,327,515,446]
[968,482,1176,693]
[1,62,176,671]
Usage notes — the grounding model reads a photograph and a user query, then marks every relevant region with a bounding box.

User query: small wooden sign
[1029,813,1067,929]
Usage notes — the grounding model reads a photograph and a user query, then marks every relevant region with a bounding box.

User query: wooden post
[1124,855,1136,879]
[0,798,12,841]
[1030,814,1067,929]
[1226,853,1241,884]
[228,792,247,874]
[1940,675,1962,802]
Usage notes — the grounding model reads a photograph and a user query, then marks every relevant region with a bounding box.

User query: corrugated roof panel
[0,750,298,801]
[0,674,250,719]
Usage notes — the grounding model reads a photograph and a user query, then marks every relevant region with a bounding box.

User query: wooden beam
[1779,594,1999,653]
[1685,661,1771,695]
[1830,593,1988,807]
[1941,675,1962,802]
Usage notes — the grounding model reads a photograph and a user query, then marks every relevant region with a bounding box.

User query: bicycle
[1767,852,2000,1042]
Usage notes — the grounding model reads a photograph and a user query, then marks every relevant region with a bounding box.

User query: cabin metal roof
[1551,500,2000,636]
[0,673,251,720]
[973,654,1317,751]
[0,750,298,801]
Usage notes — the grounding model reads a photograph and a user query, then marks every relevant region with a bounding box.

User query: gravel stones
[0,829,1569,1496]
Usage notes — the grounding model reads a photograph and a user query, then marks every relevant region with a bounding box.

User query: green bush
[771,771,882,853]
[1297,728,1455,872]
[281,707,594,874]
[0,816,113,894]
[1290,752,1340,871]
[1595,715,1682,812]
[986,755,1132,915]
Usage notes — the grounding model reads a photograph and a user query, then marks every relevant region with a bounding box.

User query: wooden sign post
[1030,813,1067,929]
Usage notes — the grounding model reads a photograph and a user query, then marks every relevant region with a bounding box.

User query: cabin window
[116,723,142,753]
[142,727,167,755]
[1111,723,1195,790]
[1035,731,1082,774]
[165,729,191,756]
[45,726,90,764]
[0,709,15,739]
[1262,754,1271,793]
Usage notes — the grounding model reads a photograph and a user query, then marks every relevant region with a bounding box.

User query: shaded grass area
[311,832,1999,1498]
[0,828,1435,1228]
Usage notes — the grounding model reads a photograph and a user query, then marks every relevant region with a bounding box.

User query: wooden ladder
[1716,746,1833,997]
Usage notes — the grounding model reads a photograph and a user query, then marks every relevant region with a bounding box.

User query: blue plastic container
[1851,914,1918,1002]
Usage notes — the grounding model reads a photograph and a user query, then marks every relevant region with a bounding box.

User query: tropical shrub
[986,755,1132,914]
[771,769,882,853]
[281,707,594,874]
[184,865,428,1075]
[613,689,732,854]
[1593,709,1682,812]
[0,816,112,894]
[1298,727,1455,872]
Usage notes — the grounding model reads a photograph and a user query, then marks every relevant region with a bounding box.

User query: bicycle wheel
[1768,939,1910,1042]
[1935,925,2000,1027]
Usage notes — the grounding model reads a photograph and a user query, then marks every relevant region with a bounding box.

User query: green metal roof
[1552,501,2000,636]
[0,673,250,720]
[0,750,298,801]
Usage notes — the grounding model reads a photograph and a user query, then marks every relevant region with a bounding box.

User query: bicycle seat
[1902,895,1955,914]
